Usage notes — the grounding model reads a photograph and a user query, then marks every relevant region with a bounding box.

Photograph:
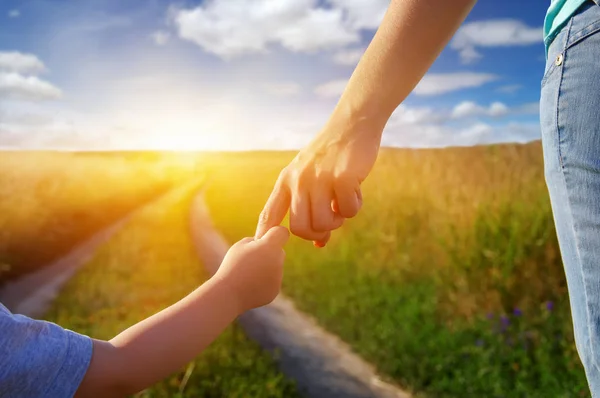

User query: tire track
[0,179,204,318]
[190,190,411,398]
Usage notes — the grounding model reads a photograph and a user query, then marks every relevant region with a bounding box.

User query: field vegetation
[5,144,589,397]
[0,151,200,283]
[203,143,588,397]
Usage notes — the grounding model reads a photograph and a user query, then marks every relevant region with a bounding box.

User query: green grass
[0,151,201,282]
[203,143,590,397]
[45,181,299,398]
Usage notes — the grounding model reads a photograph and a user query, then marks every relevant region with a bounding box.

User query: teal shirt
[544,0,588,51]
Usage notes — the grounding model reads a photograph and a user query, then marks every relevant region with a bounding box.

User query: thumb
[259,226,290,248]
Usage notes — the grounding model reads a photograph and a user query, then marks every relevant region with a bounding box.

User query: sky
[0,0,549,151]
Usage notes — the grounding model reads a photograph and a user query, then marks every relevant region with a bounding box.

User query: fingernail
[314,241,326,248]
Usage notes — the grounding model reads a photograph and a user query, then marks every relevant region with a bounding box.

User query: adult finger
[310,185,344,232]
[290,190,329,241]
[333,178,362,218]
[314,231,331,248]
[259,226,290,248]
[255,177,291,239]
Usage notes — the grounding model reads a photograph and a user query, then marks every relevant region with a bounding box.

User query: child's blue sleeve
[0,303,93,398]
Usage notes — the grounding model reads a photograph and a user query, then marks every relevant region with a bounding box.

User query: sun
[143,117,230,151]
[147,131,223,151]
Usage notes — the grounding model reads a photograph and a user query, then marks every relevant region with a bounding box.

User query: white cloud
[452,101,508,118]
[452,101,480,118]
[496,84,522,94]
[332,47,365,65]
[375,101,540,148]
[387,105,442,126]
[381,120,539,148]
[0,100,541,150]
[451,100,539,120]
[151,31,170,45]
[461,122,493,142]
[0,103,137,150]
[451,19,542,63]
[391,100,533,127]
[170,0,387,58]
[414,73,498,96]
[8,9,20,18]
[489,102,509,117]
[0,52,45,74]
[516,102,539,115]
[327,0,389,30]
[314,79,348,98]
[275,8,358,52]
[262,82,302,97]
[0,72,62,101]
[500,122,541,142]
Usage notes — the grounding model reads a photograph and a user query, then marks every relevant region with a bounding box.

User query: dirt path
[0,180,204,318]
[190,191,411,398]
[0,215,132,318]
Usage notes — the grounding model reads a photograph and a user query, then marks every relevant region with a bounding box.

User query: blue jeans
[541,0,600,395]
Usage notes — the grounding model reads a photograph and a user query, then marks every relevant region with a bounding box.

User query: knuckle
[278,167,291,183]
[285,164,301,181]
[314,167,333,181]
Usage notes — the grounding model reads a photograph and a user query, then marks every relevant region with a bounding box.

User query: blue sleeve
[0,303,93,398]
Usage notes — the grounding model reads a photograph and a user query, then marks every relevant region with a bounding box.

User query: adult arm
[255,0,477,244]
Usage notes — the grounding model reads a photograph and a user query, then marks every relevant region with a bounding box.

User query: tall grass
[0,151,200,282]
[203,142,589,397]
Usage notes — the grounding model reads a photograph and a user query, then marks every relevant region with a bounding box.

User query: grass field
[0,151,200,283]
[45,181,299,398]
[203,143,590,397]
[3,143,590,397]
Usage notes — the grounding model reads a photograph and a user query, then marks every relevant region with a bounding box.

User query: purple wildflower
[513,308,522,317]
[546,301,554,312]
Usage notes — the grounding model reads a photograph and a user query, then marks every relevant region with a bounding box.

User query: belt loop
[562,12,575,54]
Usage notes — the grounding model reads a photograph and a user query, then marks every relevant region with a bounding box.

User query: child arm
[76,226,289,398]
[75,277,238,397]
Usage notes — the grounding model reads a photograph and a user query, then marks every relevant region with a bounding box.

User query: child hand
[214,226,290,313]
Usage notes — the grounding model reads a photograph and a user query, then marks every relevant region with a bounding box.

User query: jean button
[555,53,563,66]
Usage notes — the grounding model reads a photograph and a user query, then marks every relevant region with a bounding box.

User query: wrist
[325,103,386,146]
[205,275,244,317]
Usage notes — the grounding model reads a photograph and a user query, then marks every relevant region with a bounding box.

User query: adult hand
[254,0,475,247]
[255,118,381,246]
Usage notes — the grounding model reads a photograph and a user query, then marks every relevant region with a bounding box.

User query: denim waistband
[546,1,600,65]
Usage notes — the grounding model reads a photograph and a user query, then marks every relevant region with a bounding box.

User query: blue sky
[0,0,549,150]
